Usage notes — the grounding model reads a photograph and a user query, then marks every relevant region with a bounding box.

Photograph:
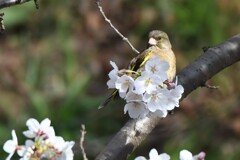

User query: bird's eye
[156,36,162,40]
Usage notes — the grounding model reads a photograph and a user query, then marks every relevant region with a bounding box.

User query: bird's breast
[150,47,176,81]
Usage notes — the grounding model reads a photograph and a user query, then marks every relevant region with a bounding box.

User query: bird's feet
[164,80,176,89]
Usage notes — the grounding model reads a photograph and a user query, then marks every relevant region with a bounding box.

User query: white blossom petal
[149,148,159,159]
[170,85,184,99]
[159,153,171,160]
[143,89,169,112]
[148,148,170,160]
[180,150,193,160]
[107,61,119,89]
[134,72,161,94]
[124,102,148,119]
[153,109,168,118]
[110,61,118,70]
[134,156,147,160]
[3,130,18,160]
[23,118,53,139]
[193,152,206,160]
[125,91,143,102]
[115,75,134,93]
[145,57,169,79]
[17,140,34,157]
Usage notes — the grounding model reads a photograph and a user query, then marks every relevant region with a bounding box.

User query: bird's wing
[98,90,118,109]
[129,47,153,71]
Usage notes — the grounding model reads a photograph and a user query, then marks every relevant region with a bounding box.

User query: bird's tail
[98,90,118,109]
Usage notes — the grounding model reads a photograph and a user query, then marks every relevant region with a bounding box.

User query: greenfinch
[99,30,176,109]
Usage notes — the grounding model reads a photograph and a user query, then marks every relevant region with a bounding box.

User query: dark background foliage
[0,0,240,159]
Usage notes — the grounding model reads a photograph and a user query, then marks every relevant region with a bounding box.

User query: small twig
[0,12,5,32]
[201,83,219,89]
[202,46,211,53]
[34,0,39,9]
[0,0,39,31]
[96,0,139,54]
[0,0,36,10]
[80,124,88,160]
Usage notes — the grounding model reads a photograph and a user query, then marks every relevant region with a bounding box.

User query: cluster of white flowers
[134,148,206,160]
[3,118,75,160]
[107,58,184,119]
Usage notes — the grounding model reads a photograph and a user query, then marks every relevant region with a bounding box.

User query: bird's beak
[148,37,157,45]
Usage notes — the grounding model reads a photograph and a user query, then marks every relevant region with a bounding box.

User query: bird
[98,30,176,109]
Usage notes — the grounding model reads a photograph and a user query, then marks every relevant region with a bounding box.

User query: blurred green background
[0,0,240,159]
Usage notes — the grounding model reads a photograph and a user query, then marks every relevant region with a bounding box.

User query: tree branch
[95,34,240,160]
[0,0,37,10]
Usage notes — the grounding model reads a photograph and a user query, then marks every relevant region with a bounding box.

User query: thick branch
[179,34,240,97]
[95,34,240,160]
[0,0,33,10]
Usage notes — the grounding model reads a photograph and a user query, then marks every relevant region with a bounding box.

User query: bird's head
[148,30,172,49]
